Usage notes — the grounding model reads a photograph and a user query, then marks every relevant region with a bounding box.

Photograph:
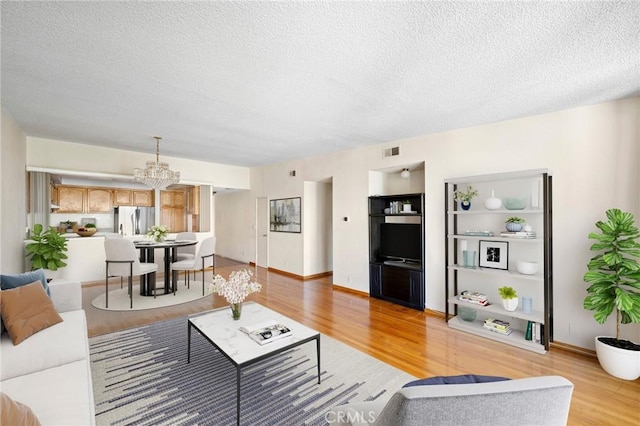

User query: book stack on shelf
[483,318,512,336]
[459,290,489,306]
[525,321,544,344]
[499,231,537,239]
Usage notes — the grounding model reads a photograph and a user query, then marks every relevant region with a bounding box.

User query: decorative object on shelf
[516,260,538,275]
[505,216,525,232]
[134,136,180,189]
[479,240,509,270]
[147,225,168,242]
[402,201,412,212]
[459,240,476,268]
[400,168,411,179]
[211,269,262,320]
[76,223,97,237]
[583,208,640,380]
[484,190,502,210]
[463,230,494,237]
[522,297,533,314]
[503,197,527,210]
[523,224,533,232]
[498,286,518,312]
[25,224,68,272]
[453,185,478,211]
[458,306,477,322]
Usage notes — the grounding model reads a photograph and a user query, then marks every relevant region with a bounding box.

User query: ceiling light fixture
[133,136,180,189]
[400,168,411,179]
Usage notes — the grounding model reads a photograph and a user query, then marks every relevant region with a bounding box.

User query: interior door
[256,197,268,268]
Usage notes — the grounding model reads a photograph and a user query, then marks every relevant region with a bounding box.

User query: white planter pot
[595,336,640,380]
[502,297,518,312]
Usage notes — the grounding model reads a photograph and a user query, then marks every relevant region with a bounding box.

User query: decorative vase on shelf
[461,201,471,211]
[230,302,243,320]
[502,297,518,312]
[484,190,502,210]
[505,222,523,232]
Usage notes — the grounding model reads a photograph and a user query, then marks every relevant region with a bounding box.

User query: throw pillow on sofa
[0,281,63,345]
[0,392,41,426]
[0,269,50,295]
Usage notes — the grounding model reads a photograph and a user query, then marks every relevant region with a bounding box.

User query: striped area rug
[89,315,416,425]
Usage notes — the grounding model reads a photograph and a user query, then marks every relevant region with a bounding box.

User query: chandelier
[133,136,180,189]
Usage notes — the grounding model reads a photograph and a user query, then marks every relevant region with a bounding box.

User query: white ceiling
[2,1,639,168]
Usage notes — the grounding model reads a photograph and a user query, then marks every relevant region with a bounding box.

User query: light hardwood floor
[83,257,640,426]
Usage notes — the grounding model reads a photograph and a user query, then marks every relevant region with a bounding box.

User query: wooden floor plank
[82,257,640,426]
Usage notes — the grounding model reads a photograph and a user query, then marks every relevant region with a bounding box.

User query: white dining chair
[173,232,197,283]
[104,239,158,308]
[104,233,125,288]
[170,236,215,296]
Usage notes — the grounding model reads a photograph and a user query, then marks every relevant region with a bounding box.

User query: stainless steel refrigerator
[113,206,155,236]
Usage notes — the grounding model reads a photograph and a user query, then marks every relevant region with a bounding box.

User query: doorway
[256,197,268,268]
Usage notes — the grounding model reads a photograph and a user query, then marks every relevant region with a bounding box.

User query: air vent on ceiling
[383,146,400,158]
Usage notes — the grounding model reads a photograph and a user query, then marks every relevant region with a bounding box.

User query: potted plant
[505,216,525,232]
[583,208,640,380]
[402,200,412,213]
[26,224,68,272]
[453,185,478,210]
[498,286,518,311]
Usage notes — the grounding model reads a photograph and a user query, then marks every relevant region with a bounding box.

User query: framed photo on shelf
[479,240,509,270]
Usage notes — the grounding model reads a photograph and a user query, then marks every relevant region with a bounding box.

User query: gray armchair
[327,375,573,426]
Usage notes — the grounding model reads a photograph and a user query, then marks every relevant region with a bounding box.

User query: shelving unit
[444,170,552,353]
[369,193,425,310]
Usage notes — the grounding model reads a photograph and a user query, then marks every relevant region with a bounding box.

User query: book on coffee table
[240,320,293,345]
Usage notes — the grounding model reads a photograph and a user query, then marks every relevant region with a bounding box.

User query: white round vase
[484,190,502,210]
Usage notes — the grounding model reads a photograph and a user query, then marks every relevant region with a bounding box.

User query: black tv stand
[369,193,425,310]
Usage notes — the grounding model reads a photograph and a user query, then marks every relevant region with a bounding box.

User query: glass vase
[230,303,243,320]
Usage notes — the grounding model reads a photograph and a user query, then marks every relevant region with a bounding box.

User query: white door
[256,197,268,268]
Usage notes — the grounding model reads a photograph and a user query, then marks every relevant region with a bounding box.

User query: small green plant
[583,208,640,341]
[85,223,96,228]
[453,185,479,203]
[506,217,525,224]
[498,286,517,299]
[26,224,68,271]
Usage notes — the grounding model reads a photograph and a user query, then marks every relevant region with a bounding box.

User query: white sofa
[0,280,95,425]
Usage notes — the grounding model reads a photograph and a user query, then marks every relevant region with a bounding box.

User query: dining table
[133,239,198,296]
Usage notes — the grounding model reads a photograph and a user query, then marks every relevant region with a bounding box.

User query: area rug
[91,281,213,311]
[89,316,416,425]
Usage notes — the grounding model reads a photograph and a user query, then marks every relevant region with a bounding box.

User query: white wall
[303,181,333,276]
[1,107,27,273]
[218,97,640,350]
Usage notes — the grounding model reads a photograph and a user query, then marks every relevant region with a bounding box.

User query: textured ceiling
[2,1,639,167]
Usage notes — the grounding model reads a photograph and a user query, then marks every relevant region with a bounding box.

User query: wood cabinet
[132,190,153,207]
[86,188,111,213]
[444,169,552,354]
[57,186,86,213]
[368,193,425,310]
[188,186,200,214]
[113,189,132,206]
[160,190,186,232]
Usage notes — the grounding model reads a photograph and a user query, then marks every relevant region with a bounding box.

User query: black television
[379,223,422,263]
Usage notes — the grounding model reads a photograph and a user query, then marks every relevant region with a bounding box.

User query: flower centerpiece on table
[147,225,168,242]
[211,269,262,320]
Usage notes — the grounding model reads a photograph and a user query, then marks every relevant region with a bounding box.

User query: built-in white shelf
[448,316,547,354]
[448,297,544,324]
[448,265,543,282]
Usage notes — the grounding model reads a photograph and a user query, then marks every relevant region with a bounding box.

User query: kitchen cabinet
[86,188,111,213]
[444,169,552,354]
[160,190,186,232]
[57,186,85,213]
[113,189,132,206]
[132,190,153,207]
[188,186,200,214]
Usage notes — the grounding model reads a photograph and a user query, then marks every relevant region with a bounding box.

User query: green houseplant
[498,286,518,311]
[505,216,525,232]
[453,185,478,210]
[26,224,68,271]
[583,208,640,380]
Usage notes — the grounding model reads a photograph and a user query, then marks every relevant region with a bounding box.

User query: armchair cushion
[403,374,509,387]
[1,269,49,295]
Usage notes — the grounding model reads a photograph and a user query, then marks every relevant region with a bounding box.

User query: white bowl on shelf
[516,260,538,275]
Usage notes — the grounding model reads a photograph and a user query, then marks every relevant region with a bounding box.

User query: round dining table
[133,239,198,296]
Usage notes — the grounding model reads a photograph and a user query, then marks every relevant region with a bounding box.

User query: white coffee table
[187,302,321,425]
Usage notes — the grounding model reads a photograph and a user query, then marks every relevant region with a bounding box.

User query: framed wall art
[270,197,301,233]
[479,240,509,270]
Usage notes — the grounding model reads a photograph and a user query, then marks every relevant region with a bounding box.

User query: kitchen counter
[26,232,214,283]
